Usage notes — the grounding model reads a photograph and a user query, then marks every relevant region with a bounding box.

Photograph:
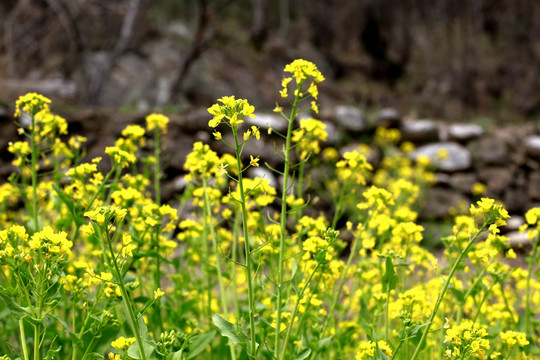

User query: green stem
[472,282,496,324]
[154,129,161,205]
[202,177,237,360]
[275,80,304,356]
[389,340,404,360]
[279,262,320,360]
[409,221,489,360]
[20,319,30,360]
[33,324,40,360]
[385,282,391,342]
[104,227,148,360]
[84,164,118,212]
[320,234,360,338]
[233,128,257,358]
[80,336,98,360]
[30,113,39,232]
[456,257,494,323]
[524,232,539,333]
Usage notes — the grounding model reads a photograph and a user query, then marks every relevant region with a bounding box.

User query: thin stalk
[456,257,494,323]
[153,128,163,333]
[153,228,163,334]
[409,221,489,360]
[294,161,305,223]
[20,319,30,360]
[524,232,539,333]
[33,324,40,360]
[331,178,349,229]
[105,227,148,360]
[385,282,391,343]
[472,282,496,324]
[83,164,118,212]
[30,113,39,232]
[275,80,304,356]
[202,177,237,360]
[154,129,161,205]
[320,234,360,338]
[233,128,257,357]
[80,336,98,360]
[279,262,320,360]
[389,340,404,360]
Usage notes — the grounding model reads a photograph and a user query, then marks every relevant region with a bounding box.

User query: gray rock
[420,187,468,220]
[412,142,471,172]
[374,107,401,127]
[248,113,288,133]
[477,167,514,194]
[400,119,439,143]
[435,173,451,185]
[449,172,477,193]
[101,53,155,107]
[323,121,339,145]
[503,188,529,213]
[469,136,509,165]
[503,215,525,232]
[332,105,366,132]
[528,171,540,200]
[525,136,540,158]
[448,124,484,142]
[506,231,530,248]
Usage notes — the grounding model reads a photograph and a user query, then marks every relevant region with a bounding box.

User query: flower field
[0,60,538,360]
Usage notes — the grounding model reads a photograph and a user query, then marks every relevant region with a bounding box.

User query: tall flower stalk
[272,59,324,358]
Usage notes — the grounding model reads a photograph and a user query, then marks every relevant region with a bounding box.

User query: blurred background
[1,0,540,121]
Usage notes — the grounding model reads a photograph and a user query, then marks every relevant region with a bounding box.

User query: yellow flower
[283,59,325,84]
[111,336,136,350]
[207,96,255,128]
[14,92,51,117]
[213,131,222,140]
[154,288,165,299]
[250,155,260,167]
[146,113,169,134]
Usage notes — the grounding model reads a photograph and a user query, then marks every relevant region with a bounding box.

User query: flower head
[207,96,255,128]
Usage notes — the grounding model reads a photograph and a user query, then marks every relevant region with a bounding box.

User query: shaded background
[1,0,540,121]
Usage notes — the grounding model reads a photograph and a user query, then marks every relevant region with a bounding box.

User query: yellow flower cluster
[184,141,221,181]
[280,59,324,113]
[500,331,529,347]
[14,92,51,117]
[146,113,169,134]
[111,336,136,350]
[292,118,328,159]
[444,320,490,359]
[84,205,127,226]
[105,146,137,168]
[207,95,255,128]
[355,340,392,359]
[29,226,73,258]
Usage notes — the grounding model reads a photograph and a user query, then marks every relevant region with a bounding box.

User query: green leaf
[44,345,62,360]
[0,286,31,319]
[187,330,216,359]
[374,347,390,360]
[314,249,329,264]
[52,184,85,226]
[294,348,312,360]
[212,314,245,345]
[382,257,398,292]
[81,353,104,360]
[317,336,333,349]
[169,349,184,360]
